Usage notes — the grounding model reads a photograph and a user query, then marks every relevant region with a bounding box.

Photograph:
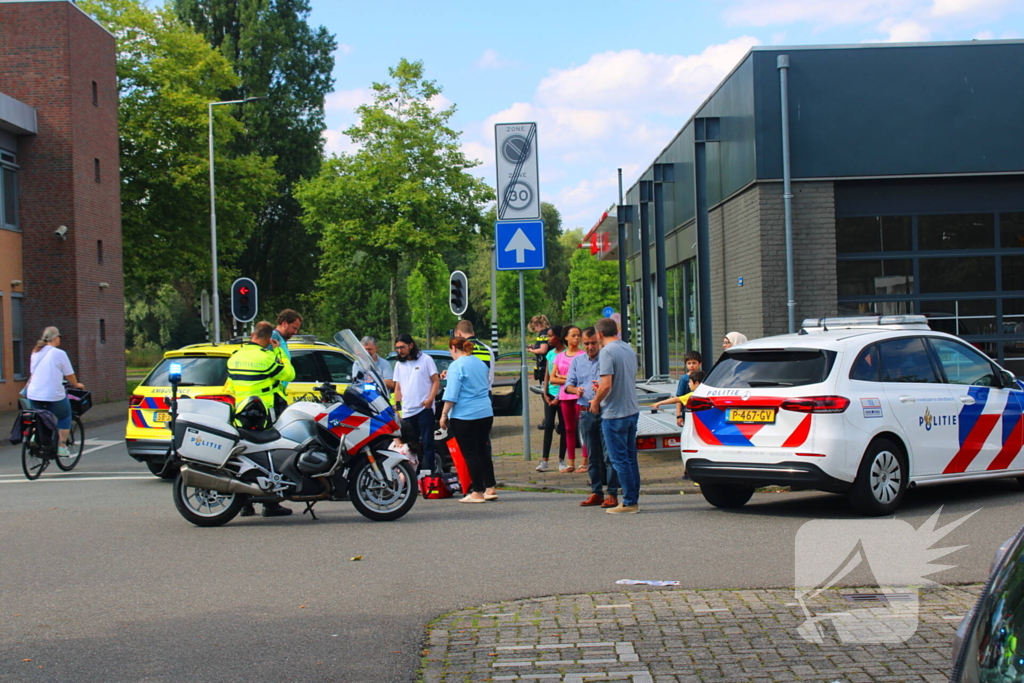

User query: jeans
[541,398,565,462]
[403,408,436,472]
[601,413,640,506]
[580,409,618,496]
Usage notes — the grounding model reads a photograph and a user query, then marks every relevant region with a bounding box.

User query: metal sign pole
[519,270,530,461]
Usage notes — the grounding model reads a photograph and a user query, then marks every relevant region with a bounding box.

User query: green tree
[81,0,280,338]
[538,202,571,321]
[296,59,494,342]
[407,254,453,345]
[173,0,336,314]
[564,238,620,328]
[497,270,546,339]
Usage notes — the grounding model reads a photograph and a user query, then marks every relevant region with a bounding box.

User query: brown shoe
[600,495,618,508]
[605,503,639,514]
[579,493,605,507]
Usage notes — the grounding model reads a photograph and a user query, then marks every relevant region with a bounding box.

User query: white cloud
[973,29,995,39]
[322,129,358,156]
[724,0,917,27]
[475,48,517,70]
[878,17,933,40]
[337,44,354,56]
[930,0,1010,17]
[535,37,760,114]
[428,93,454,112]
[324,88,373,112]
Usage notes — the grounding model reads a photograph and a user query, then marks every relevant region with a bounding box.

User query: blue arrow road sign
[602,306,615,318]
[495,220,545,271]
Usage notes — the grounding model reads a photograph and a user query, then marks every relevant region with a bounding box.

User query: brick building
[0,0,125,410]
[586,41,1024,380]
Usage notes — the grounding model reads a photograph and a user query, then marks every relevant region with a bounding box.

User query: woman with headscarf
[718,331,749,364]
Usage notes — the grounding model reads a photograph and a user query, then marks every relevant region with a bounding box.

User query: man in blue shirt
[566,327,620,508]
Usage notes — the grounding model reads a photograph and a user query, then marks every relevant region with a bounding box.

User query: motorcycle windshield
[334,330,391,401]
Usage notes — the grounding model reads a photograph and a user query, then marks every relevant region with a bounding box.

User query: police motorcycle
[165,329,417,527]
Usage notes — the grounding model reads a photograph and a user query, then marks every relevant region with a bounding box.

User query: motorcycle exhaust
[180,465,265,497]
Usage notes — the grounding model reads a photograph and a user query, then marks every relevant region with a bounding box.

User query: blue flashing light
[168,362,183,383]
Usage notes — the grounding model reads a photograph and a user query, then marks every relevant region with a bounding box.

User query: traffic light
[449,270,468,317]
[231,277,258,323]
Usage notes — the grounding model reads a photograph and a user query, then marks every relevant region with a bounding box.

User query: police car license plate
[154,411,172,422]
[727,408,775,423]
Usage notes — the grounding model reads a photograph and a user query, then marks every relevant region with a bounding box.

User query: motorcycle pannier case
[173,414,239,467]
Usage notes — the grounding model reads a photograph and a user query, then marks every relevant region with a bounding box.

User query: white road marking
[0,471,143,478]
[0,476,154,484]
[81,439,121,455]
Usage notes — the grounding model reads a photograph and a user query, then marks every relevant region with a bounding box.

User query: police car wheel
[699,483,755,509]
[848,438,906,516]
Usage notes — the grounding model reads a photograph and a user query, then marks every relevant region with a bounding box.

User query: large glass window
[1,150,17,230]
[1000,212,1024,248]
[836,216,911,253]
[837,209,1024,372]
[0,293,4,380]
[666,260,697,377]
[918,214,993,250]
[837,259,913,297]
[11,294,23,378]
[919,256,995,293]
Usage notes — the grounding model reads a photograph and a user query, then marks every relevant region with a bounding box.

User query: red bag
[446,436,472,495]
[419,475,452,499]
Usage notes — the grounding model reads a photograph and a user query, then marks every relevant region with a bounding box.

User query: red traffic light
[239,286,250,295]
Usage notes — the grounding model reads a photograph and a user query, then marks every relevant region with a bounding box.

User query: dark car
[950,522,1024,682]
[385,350,523,419]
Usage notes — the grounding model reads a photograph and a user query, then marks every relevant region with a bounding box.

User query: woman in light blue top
[440,338,496,503]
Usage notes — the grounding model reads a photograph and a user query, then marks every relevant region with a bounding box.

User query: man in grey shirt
[590,317,641,513]
[566,326,620,508]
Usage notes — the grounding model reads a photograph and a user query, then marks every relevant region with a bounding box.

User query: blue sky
[308,0,1024,231]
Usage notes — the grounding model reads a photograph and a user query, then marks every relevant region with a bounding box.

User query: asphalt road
[2,420,1022,682]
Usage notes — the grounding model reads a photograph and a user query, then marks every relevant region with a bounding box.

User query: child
[674,371,705,426]
[651,351,702,411]
[651,371,706,427]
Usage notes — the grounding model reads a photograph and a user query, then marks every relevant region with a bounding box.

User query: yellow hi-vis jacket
[467,336,495,386]
[225,342,296,411]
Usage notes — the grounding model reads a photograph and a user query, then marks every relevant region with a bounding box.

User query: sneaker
[534,460,549,473]
[605,503,639,514]
[57,446,71,457]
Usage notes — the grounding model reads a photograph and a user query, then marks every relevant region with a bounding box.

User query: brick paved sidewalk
[420,585,981,682]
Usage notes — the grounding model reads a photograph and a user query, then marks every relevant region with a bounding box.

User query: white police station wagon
[681,315,1024,516]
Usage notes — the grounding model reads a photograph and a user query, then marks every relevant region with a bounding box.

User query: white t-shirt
[392,353,438,418]
[26,346,74,402]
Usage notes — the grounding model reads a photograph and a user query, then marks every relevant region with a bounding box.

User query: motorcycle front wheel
[349,459,417,522]
[172,472,245,527]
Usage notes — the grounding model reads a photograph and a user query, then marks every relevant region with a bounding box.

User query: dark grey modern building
[586,40,1024,379]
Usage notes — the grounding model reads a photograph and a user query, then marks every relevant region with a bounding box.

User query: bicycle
[20,387,90,480]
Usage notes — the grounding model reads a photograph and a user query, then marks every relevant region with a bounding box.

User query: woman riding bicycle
[25,326,85,457]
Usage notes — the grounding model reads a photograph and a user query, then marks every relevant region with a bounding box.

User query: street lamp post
[208,96,265,342]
